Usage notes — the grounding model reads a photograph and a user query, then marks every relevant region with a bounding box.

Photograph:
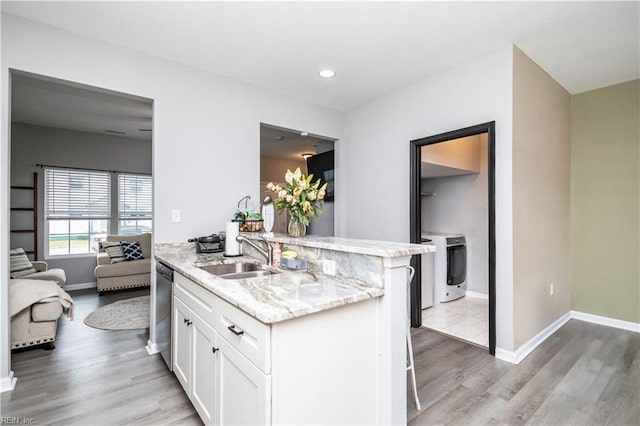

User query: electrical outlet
[550,282,555,296]
[323,260,336,276]
[171,209,181,223]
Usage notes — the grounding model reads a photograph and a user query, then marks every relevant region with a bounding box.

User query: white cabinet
[172,272,378,425]
[172,296,191,389]
[191,312,217,424]
[173,273,270,425]
[172,296,217,425]
[217,337,270,425]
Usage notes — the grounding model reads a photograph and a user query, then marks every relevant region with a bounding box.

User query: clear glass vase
[287,217,306,237]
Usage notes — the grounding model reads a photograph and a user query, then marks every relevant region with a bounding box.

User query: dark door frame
[409,121,496,355]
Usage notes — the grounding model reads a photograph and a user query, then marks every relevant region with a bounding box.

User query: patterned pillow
[121,241,144,261]
[99,241,125,264]
[9,248,36,278]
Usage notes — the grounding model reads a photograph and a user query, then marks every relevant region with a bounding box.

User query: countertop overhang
[155,235,434,325]
[155,243,384,324]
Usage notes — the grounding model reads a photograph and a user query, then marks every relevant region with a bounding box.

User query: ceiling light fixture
[318,69,335,78]
[300,132,309,137]
[301,153,314,160]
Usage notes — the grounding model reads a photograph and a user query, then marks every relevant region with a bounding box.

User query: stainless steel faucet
[236,235,273,265]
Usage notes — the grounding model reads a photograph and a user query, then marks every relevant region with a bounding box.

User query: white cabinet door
[217,337,270,426]
[191,312,218,425]
[173,296,191,391]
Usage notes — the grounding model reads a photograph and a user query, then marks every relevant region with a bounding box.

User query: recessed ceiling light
[318,69,335,78]
[300,132,309,137]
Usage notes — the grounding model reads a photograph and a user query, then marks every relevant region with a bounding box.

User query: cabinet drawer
[174,272,217,325]
[216,297,271,374]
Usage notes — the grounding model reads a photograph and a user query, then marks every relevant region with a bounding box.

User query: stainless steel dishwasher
[155,261,173,370]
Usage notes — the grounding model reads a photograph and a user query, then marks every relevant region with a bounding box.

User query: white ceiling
[3,1,638,113]
[261,124,334,161]
[11,73,153,141]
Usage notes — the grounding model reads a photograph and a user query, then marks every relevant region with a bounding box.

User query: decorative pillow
[121,241,144,261]
[99,241,125,264]
[9,248,36,278]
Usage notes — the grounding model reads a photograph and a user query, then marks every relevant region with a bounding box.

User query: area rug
[84,295,150,330]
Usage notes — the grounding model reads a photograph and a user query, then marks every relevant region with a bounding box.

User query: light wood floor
[3,290,638,425]
[1,288,201,425]
[408,319,640,425]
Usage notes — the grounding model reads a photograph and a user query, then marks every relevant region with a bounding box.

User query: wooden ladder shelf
[10,172,38,260]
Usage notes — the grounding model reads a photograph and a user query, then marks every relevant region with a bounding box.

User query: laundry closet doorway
[409,122,496,355]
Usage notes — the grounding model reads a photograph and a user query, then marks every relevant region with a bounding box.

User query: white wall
[421,134,489,295]
[10,123,152,284]
[1,13,343,388]
[342,47,514,351]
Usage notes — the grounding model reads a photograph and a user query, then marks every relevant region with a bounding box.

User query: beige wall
[260,157,307,184]
[512,47,572,348]
[571,79,640,323]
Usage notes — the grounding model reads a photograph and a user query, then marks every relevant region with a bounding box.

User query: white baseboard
[146,339,160,355]
[64,281,97,291]
[571,310,640,333]
[0,371,17,393]
[495,310,640,365]
[495,311,572,365]
[465,290,488,300]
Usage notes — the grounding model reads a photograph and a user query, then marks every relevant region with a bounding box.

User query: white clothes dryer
[421,232,467,303]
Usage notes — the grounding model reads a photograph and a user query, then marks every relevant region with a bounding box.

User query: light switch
[171,209,181,223]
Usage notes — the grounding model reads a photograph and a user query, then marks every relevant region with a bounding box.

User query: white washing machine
[422,232,467,303]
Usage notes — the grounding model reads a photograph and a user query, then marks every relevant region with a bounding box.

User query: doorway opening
[409,122,496,355]
[259,123,336,236]
[8,70,153,360]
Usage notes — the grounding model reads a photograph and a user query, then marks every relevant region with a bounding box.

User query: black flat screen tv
[306,150,334,202]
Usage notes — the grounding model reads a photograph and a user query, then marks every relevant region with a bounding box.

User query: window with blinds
[118,174,152,235]
[45,168,110,255]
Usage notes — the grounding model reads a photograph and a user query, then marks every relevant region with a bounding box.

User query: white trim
[0,370,17,393]
[495,311,572,365]
[63,281,97,291]
[465,290,488,300]
[571,310,640,333]
[494,310,640,365]
[145,339,160,355]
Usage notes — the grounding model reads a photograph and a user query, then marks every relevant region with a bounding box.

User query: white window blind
[45,168,111,219]
[118,174,152,220]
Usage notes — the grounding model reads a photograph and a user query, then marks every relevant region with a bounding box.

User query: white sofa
[94,233,151,293]
[17,261,66,288]
[10,278,74,349]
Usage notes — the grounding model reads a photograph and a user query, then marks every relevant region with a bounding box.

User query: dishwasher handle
[156,262,174,282]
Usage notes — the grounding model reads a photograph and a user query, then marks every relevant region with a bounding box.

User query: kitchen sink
[198,262,278,279]
[218,270,275,280]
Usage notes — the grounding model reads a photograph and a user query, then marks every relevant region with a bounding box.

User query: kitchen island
[155,233,434,425]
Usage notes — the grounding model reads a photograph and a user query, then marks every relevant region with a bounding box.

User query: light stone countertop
[155,242,386,324]
[257,233,435,257]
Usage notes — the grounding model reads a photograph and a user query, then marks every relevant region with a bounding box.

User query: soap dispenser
[273,242,282,267]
